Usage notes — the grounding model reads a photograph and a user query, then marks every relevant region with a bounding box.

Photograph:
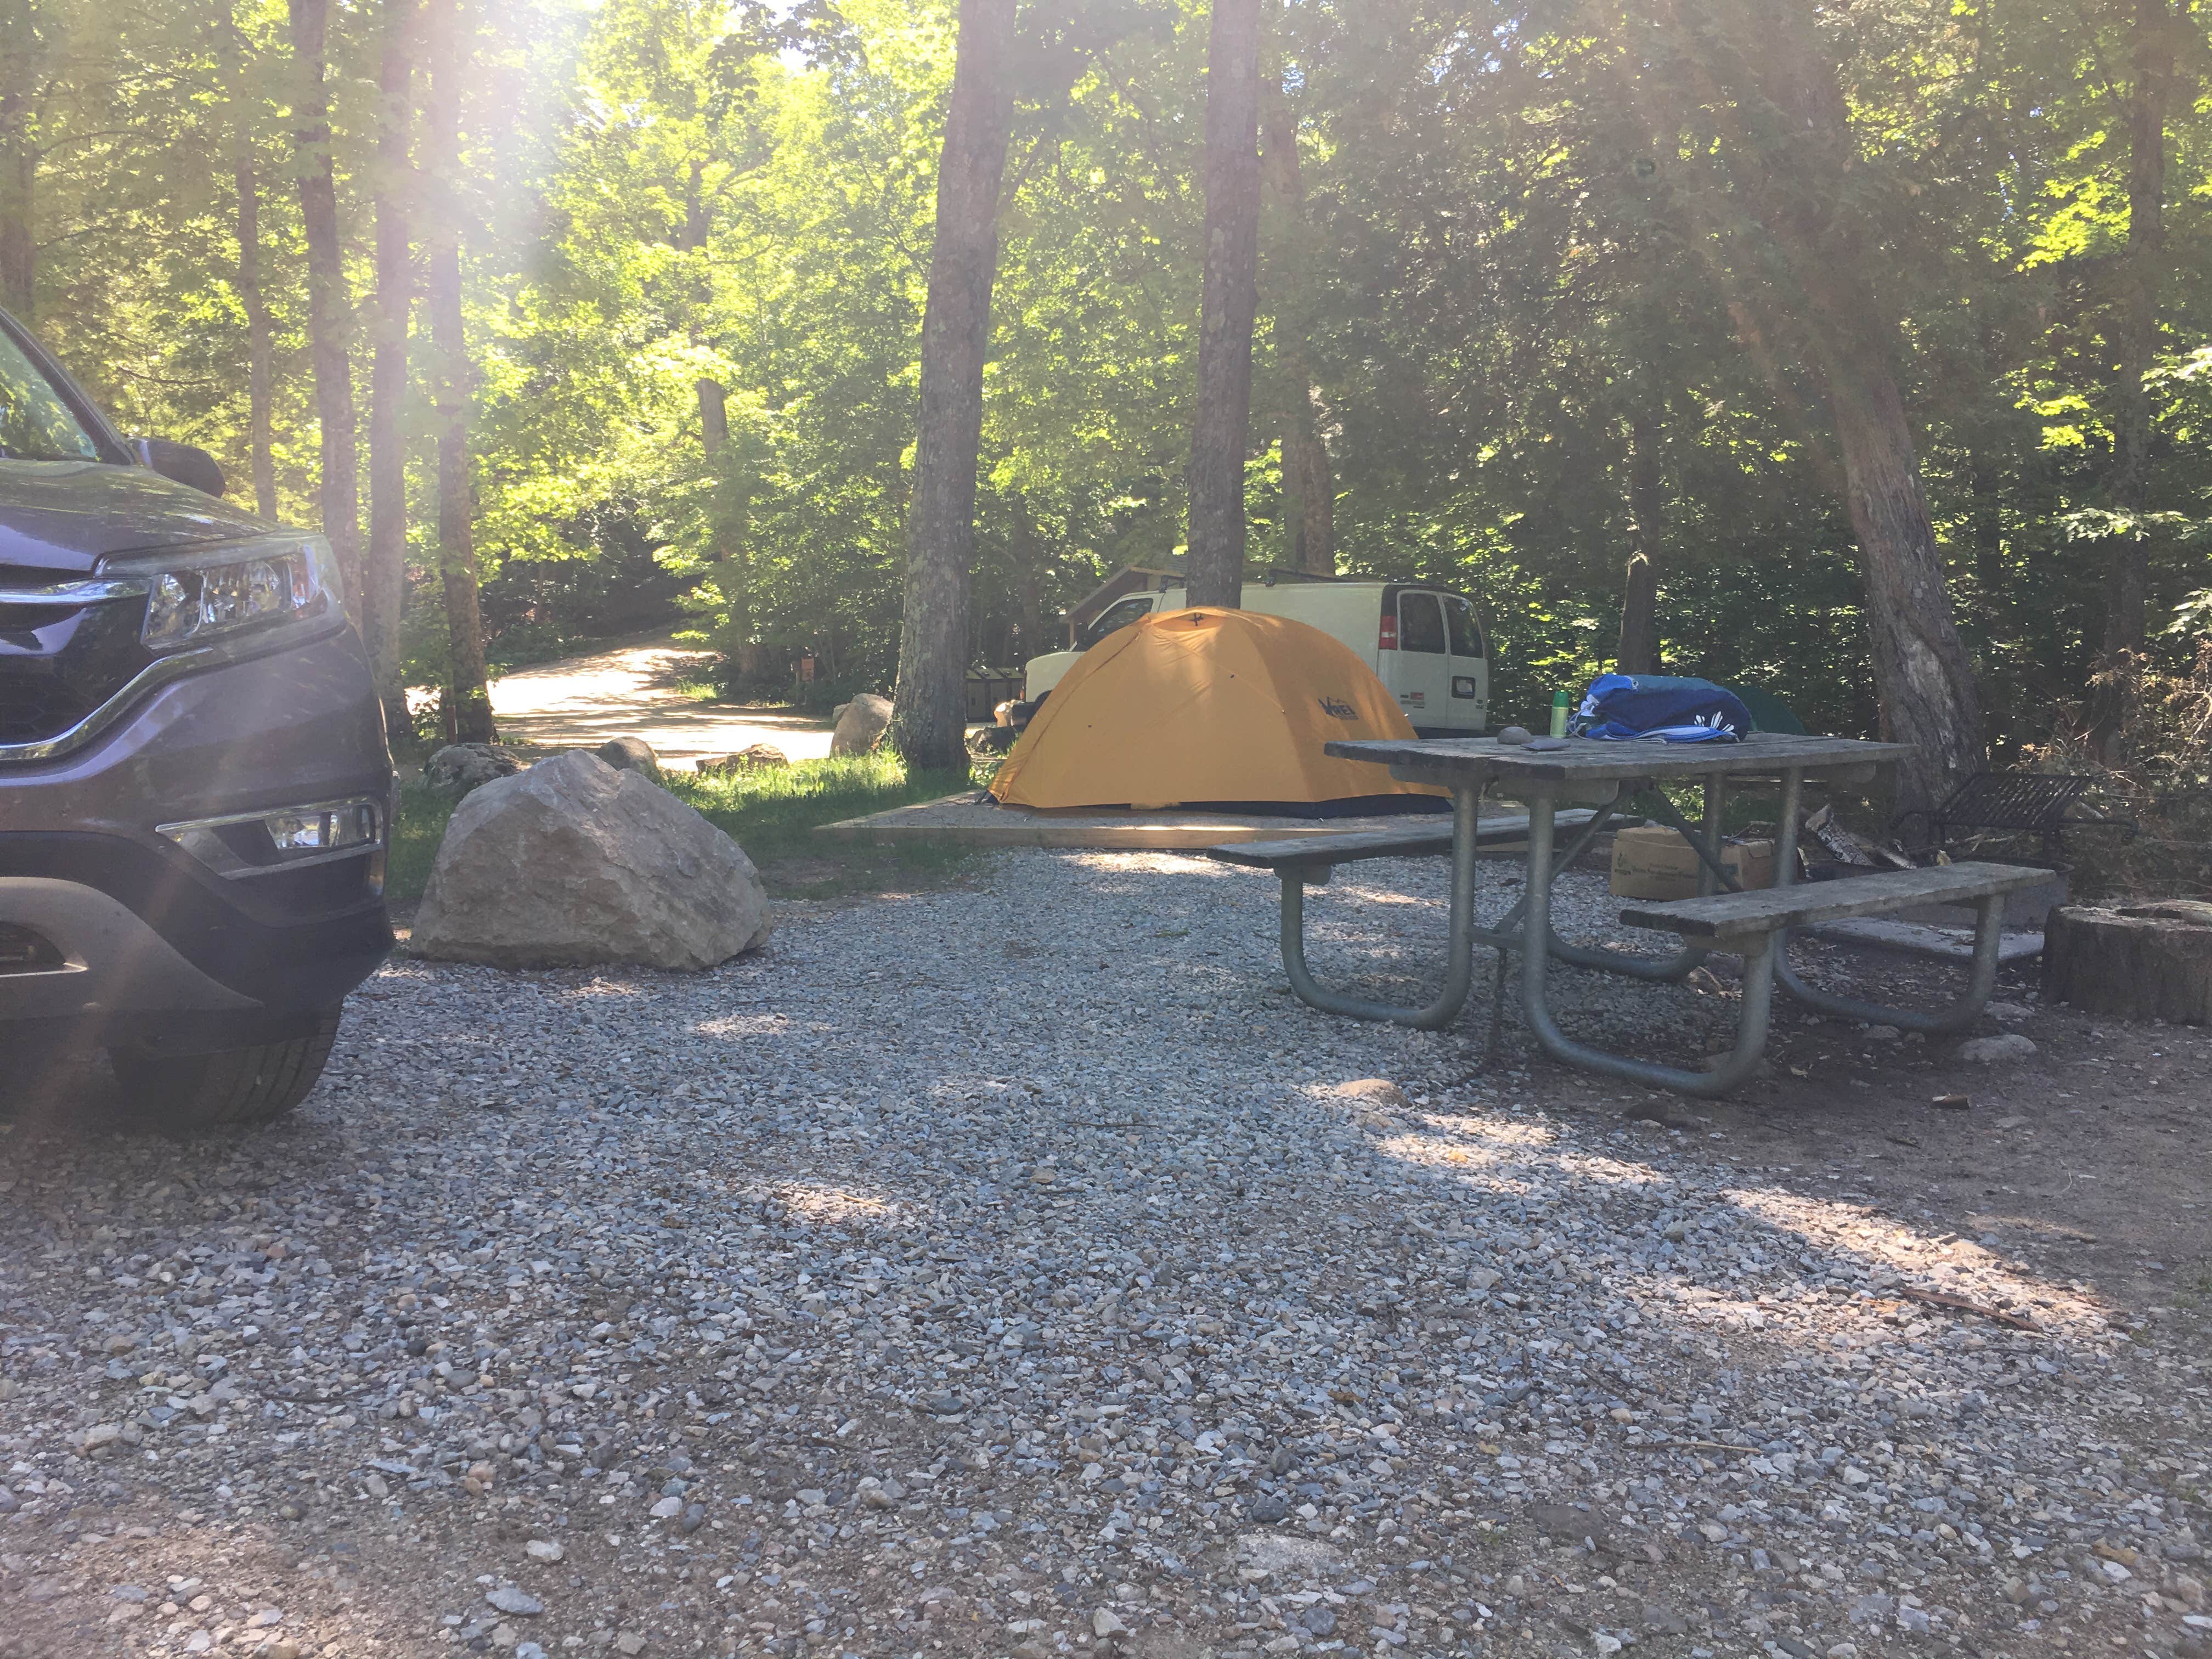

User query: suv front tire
[108,1006,343,1128]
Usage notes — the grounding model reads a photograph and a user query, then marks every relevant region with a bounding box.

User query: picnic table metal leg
[1530,784,1711,983]
[1760,768,2006,1034]
[1518,791,1780,1096]
[1276,785,1482,1030]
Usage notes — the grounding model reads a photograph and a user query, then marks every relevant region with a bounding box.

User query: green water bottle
[1550,687,1572,738]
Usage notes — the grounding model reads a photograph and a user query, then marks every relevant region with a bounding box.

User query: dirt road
[485,633,834,766]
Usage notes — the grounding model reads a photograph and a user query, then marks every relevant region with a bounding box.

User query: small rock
[595,735,662,780]
[486,1587,544,1617]
[616,1634,647,1656]
[1957,1033,2037,1064]
[525,1539,564,1563]
[830,693,893,756]
[1248,1495,1289,1523]
[1093,1609,1128,1639]
[649,1495,682,1519]
[425,742,528,799]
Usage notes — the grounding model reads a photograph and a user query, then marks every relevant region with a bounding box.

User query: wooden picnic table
[1291,731,2033,1095]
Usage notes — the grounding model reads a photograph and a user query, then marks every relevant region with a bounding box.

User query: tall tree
[2088,0,2185,756]
[887,0,1019,768]
[1184,0,1263,608]
[424,0,492,742]
[288,0,364,616]
[366,0,420,743]
[219,5,278,518]
[1261,65,1331,577]
[1616,410,1662,674]
[1628,0,1985,811]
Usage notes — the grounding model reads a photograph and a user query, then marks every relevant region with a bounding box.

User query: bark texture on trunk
[887,0,1018,769]
[366,0,420,746]
[289,0,364,618]
[424,0,490,743]
[222,7,278,518]
[2089,0,2178,757]
[1261,67,1332,577]
[1616,410,1662,674]
[1184,0,1264,609]
[0,5,36,321]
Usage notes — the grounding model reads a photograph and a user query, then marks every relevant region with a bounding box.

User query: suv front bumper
[0,625,393,1047]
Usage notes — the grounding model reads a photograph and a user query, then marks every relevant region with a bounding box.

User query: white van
[1021,576,1489,737]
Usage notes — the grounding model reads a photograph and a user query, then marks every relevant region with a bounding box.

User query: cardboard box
[1610,826,1775,901]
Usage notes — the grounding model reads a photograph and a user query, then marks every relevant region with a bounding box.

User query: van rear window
[1399,592,1447,654]
[1442,594,1483,657]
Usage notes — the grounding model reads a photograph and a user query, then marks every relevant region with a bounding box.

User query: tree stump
[2042,901,2212,1024]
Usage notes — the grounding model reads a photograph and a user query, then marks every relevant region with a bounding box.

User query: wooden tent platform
[816,792,1601,854]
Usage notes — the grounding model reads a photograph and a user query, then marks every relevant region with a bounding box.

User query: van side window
[1398,592,1447,654]
[1079,595,1155,648]
[1442,594,1483,658]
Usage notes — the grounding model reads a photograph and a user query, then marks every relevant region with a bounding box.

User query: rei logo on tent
[1317,695,1358,720]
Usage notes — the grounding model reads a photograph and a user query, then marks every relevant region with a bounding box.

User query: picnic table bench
[1206,733,2049,1096]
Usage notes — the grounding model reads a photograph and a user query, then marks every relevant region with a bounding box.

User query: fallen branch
[1894,1286,2039,1331]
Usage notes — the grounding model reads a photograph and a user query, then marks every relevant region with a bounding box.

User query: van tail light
[1378,613,1398,651]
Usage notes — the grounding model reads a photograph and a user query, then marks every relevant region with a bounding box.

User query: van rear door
[1441,593,1488,732]
[1391,590,1452,733]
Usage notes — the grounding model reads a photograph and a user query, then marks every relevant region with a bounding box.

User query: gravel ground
[2,849,2207,1659]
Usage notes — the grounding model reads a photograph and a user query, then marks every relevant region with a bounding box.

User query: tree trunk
[887,0,1018,769]
[0,3,36,321]
[1663,0,1984,813]
[424,0,491,744]
[221,7,278,518]
[1009,496,1045,660]
[2088,0,2177,759]
[1184,0,1264,609]
[1261,65,1331,578]
[2044,901,2212,1024]
[1616,410,1662,674]
[288,0,364,618]
[697,376,760,678]
[1805,308,1985,811]
[365,0,419,748]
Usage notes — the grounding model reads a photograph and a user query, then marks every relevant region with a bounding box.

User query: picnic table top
[1324,731,1914,785]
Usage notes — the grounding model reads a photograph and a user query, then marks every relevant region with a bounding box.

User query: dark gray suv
[0,309,393,1126]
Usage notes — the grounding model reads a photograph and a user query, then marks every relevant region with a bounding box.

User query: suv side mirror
[131,436,227,498]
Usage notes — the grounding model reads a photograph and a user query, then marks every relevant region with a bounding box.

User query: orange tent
[990,607,1447,812]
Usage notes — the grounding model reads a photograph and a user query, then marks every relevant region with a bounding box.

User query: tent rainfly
[989,607,1448,814]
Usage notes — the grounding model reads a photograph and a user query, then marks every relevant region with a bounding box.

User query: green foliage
[12,0,2211,770]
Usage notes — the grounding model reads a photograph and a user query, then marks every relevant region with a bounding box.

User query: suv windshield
[0,328,100,461]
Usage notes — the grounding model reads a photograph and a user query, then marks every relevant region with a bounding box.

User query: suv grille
[0,570,151,753]
[0,676,90,744]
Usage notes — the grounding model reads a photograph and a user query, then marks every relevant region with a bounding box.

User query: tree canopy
[7,0,2208,760]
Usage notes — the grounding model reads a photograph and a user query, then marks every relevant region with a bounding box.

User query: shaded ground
[1,852,2205,1659]
[483,634,835,768]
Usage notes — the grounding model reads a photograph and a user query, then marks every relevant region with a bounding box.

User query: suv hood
[0,460,274,577]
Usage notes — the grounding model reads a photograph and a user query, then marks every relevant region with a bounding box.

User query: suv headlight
[120,534,343,652]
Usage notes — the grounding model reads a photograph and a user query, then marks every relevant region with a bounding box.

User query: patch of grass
[667,752,977,896]
[671,676,724,704]
[384,753,978,906]
[387,781,458,904]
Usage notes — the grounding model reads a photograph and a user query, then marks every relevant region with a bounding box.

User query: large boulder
[595,735,662,780]
[424,742,527,799]
[830,692,893,756]
[411,751,770,970]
